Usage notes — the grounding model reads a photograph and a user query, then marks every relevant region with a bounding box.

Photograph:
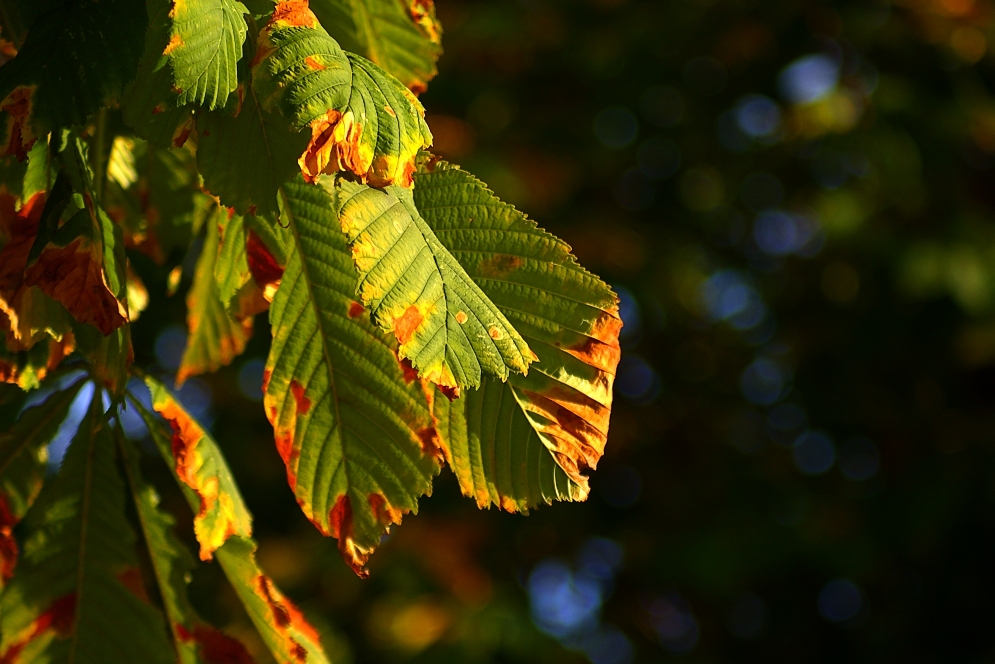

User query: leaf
[215,537,328,664]
[177,205,253,385]
[333,176,535,392]
[197,87,310,215]
[130,391,331,664]
[0,0,147,157]
[252,0,433,187]
[215,209,288,321]
[265,177,441,576]
[168,0,249,111]
[121,0,197,147]
[0,379,83,588]
[0,393,175,664]
[310,0,442,93]
[116,426,254,664]
[412,160,622,509]
[144,376,253,561]
[72,322,133,396]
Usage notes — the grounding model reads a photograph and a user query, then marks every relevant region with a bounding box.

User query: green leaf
[0,379,83,588]
[143,376,253,561]
[252,1,432,187]
[168,0,249,110]
[130,389,331,664]
[177,204,253,385]
[0,0,147,157]
[333,176,535,392]
[116,426,254,664]
[197,87,310,215]
[311,0,442,92]
[72,323,132,396]
[412,160,623,509]
[266,177,442,576]
[121,0,196,147]
[0,392,174,664]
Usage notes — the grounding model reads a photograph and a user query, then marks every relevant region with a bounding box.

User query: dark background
[125,0,995,661]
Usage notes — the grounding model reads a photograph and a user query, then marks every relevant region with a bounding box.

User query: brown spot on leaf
[394,305,424,345]
[416,427,444,462]
[290,379,311,415]
[163,33,184,56]
[408,80,427,95]
[262,368,271,393]
[396,353,419,384]
[328,494,371,577]
[0,86,36,160]
[172,114,195,148]
[0,593,76,663]
[0,494,18,583]
[409,0,442,43]
[438,384,460,401]
[369,493,404,526]
[455,311,468,324]
[348,301,365,318]
[488,327,502,340]
[478,254,523,279]
[117,567,151,602]
[246,230,284,302]
[176,624,255,664]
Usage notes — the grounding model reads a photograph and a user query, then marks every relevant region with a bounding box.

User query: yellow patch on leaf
[270,0,319,28]
[409,0,442,44]
[163,33,184,56]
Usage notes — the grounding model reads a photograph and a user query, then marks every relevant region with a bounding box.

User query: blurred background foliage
[76,0,995,661]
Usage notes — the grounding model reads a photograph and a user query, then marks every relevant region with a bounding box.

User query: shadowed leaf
[0,393,174,664]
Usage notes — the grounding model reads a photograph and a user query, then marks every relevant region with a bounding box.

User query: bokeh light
[838,437,880,481]
[817,578,864,623]
[792,430,837,476]
[779,54,840,104]
[594,106,638,149]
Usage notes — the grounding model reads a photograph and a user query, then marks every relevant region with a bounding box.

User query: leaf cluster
[0,0,622,660]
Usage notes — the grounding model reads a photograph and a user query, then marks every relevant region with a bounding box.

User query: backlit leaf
[130,390,331,664]
[265,177,441,576]
[0,393,174,664]
[72,322,133,396]
[145,376,254,561]
[117,426,254,664]
[0,0,146,157]
[0,379,83,588]
[168,0,249,111]
[412,160,622,509]
[252,0,433,187]
[197,87,310,215]
[311,0,443,93]
[215,209,289,321]
[334,176,535,392]
[177,205,253,385]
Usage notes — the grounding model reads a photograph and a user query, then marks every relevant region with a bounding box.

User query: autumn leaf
[116,425,254,664]
[0,379,84,589]
[333,176,535,392]
[265,176,441,576]
[145,376,254,560]
[311,0,443,93]
[130,390,331,663]
[252,0,433,187]
[214,209,289,321]
[412,159,622,509]
[177,205,253,385]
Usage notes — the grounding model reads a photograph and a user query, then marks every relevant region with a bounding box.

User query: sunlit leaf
[168,0,249,111]
[311,0,443,93]
[266,177,441,576]
[252,0,433,187]
[0,379,83,589]
[177,205,253,385]
[144,376,253,561]
[0,0,146,157]
[333,176,535,392]
[412,160,622,509]
[130,391,331,664]
[117,426,254,664]
[0,393,174,664]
